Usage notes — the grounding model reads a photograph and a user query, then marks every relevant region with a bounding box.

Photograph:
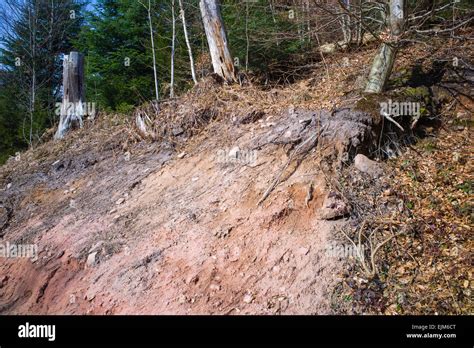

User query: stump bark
[55,52,85,140]
[199,0,236,83]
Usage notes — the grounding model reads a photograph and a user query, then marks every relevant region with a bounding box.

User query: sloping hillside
[0,41,472,314]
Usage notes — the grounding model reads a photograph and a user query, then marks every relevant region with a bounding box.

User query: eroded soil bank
[1,40,472,315]
[1,103,376,314]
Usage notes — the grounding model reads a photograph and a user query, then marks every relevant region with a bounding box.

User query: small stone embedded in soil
[177,152,186,159]
[86,252,98,267]
[354,154,383,177]
[209,284,221,291]
[86,293,96,302]
[243,294,254,304]
[178,294,187,304]
[229,247,241,262]
[319,192,350,220]
[116,198,125,205]
[298,247,310,255]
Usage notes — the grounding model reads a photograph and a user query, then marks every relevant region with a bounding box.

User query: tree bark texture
[55,51,85,140]
[199,0,236,83]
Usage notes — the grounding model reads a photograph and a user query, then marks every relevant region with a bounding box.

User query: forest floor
[0,37,472,314]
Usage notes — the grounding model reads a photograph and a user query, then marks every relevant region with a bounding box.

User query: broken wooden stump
[55,52,86,140]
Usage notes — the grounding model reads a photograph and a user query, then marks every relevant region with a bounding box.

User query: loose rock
[86,252,98,267]
[243,293,254,304]
[319,192,350,220]
[354,154,383,177]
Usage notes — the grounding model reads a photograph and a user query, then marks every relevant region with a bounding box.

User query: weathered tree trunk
[178,0,198,85]
[147,0,160,102]
[245,1,249,70]
[199,0,236,83]
[170,0,176,98]
[27,2,38,147]
[364,42,397,93]
[138,0,160,101]
[341,0,352,45]
[55,52,85,140]
[365,0,404,93]
[356,0,364,46]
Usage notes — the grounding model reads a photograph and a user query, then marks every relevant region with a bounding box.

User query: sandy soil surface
[0,108,356,314]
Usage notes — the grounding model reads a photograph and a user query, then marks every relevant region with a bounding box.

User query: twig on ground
[339,222,408,278]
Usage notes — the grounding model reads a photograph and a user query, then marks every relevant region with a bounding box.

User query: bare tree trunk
[356,0,364,46]
[148,0,160,101]
[55,52,85,140]
[341,0,352,46]
[245,0,249,71]
[365,0,404,93]
[178,0,198,85]
[364,43,397,93]
[199,0,236,83]
[140,0,160,101]
[269,0,277,24]
[28,3,37,147]
[29,67,36,147]
[305,0,311,42]
[170,0,176,98]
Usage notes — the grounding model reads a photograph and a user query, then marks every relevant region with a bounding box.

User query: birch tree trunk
[245,0,249,70]
[356,0,364,46]
[199,0,236,83]
[365,0,404,93]
[170,0,176,98]
[147,0,160,101]
[341,0,352,45]
[139,0,160,101]
[55,52,85,140]
[27,3,38,147]
[178,0,198,85]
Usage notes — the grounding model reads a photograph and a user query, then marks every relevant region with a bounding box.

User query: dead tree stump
[55,52,85,140]
[199,0,236,83]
